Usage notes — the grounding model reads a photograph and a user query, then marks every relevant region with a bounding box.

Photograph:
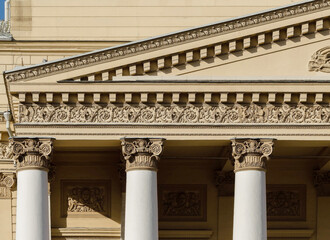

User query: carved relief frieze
[267,184,306,221]
[309,47,330,73]
[158,184,207,222]
[313,171,330,196]
[0,142,13,159]
[18,103,330,124]
[4,0,330,82]
[61,180,110,217]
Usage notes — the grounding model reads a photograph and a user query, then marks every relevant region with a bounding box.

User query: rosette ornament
[231,139,274,172]
[121,138,165,171]
[10,138,54,171]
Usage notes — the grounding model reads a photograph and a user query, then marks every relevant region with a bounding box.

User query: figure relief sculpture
[309,47,330,73]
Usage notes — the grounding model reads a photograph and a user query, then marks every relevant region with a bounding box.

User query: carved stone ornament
[19,103,329,124]
[309,47,330,73]
[215,171,235,196]
[313,171,330,196]
[231,139,274,172]
[0,142,13,159]
[0,173,16,199]
[10,138,54,171]
[121,138,165,171]
[5,0,330,82]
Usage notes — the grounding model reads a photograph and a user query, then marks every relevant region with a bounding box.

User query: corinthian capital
[121,138,165,171]
[10,138,54,171]
[231,138,274,172]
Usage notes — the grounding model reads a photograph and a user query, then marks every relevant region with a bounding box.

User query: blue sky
[0,0,4,20]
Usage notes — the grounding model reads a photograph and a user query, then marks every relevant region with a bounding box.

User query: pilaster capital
[231,138,274,172]
[313,171,330,196]
[10,137,55,171]
[121,138,165,171]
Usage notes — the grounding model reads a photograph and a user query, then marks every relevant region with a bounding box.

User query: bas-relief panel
[61,180,111,217]
[158,184,207,222]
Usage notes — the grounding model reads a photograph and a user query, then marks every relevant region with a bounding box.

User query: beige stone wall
[11,0,303,41]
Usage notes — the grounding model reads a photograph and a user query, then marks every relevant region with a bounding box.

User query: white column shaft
[233,170,267,240]
[125,170,158,240]
[16,169,49,240]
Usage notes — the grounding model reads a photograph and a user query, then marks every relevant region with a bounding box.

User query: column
[121,138,165,240]
[231,139,274,240]
[11,137,54,240]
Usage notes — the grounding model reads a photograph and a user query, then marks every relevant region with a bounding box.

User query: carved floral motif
[10,138,54,170]
[159,184,207,221]
[231,139,274,171]
[5,0,330,82]
[0,143,13,159]
[215,171,235,196]
[309,47,330,73]
[19,103,330,124]
[121,138,165,171]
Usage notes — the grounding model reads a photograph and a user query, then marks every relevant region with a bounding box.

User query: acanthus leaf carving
[121,138,165,171]
[231,139,274,172]
[309,46,330,73]
[10,138,54,170]
[18,103,330,124]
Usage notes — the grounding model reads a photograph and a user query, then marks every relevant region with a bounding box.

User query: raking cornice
[3,0,330,82]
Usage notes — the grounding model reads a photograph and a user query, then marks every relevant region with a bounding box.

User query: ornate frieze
[4,0,330,82]
[313,171,330,196]
[231,139,274,172]
[158,184,207,222]
[309,47,330,73]
[61,180,110,217]
[121,138,165,171]
[215,171,235,196]
[267,185,306,221]
[0,173,15,199]
[18,103,330,124]
[10,138,54,171]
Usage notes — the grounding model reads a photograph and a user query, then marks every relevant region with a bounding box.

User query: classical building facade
[0,0,329,239]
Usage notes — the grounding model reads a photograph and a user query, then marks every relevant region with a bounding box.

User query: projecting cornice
[3,0,330,83]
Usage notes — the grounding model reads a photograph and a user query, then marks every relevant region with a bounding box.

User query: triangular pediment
[3,0,330,85]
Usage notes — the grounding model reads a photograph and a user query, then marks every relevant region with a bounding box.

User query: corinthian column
[11,137,54,240]
[121,138,165,240]
[231,139,274,240]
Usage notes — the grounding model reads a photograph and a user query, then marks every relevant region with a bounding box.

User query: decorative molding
[10,138,54,171]
[158,184,207,222]
[18,103,330,124]
[121,138,165,171]
[118,160,126,192]
[313,170,330,196]
[215,171,235,196]
[4,0,330,82]
[309,46,330,73]
[231,138,274,172]
[61,180,111,217]
[267,184,306,221]
[0,173,15,199]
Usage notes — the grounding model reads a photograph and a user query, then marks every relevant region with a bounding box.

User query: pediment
[3,0,330,85]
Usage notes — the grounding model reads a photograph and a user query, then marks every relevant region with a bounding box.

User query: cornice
[3,0,330,82]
